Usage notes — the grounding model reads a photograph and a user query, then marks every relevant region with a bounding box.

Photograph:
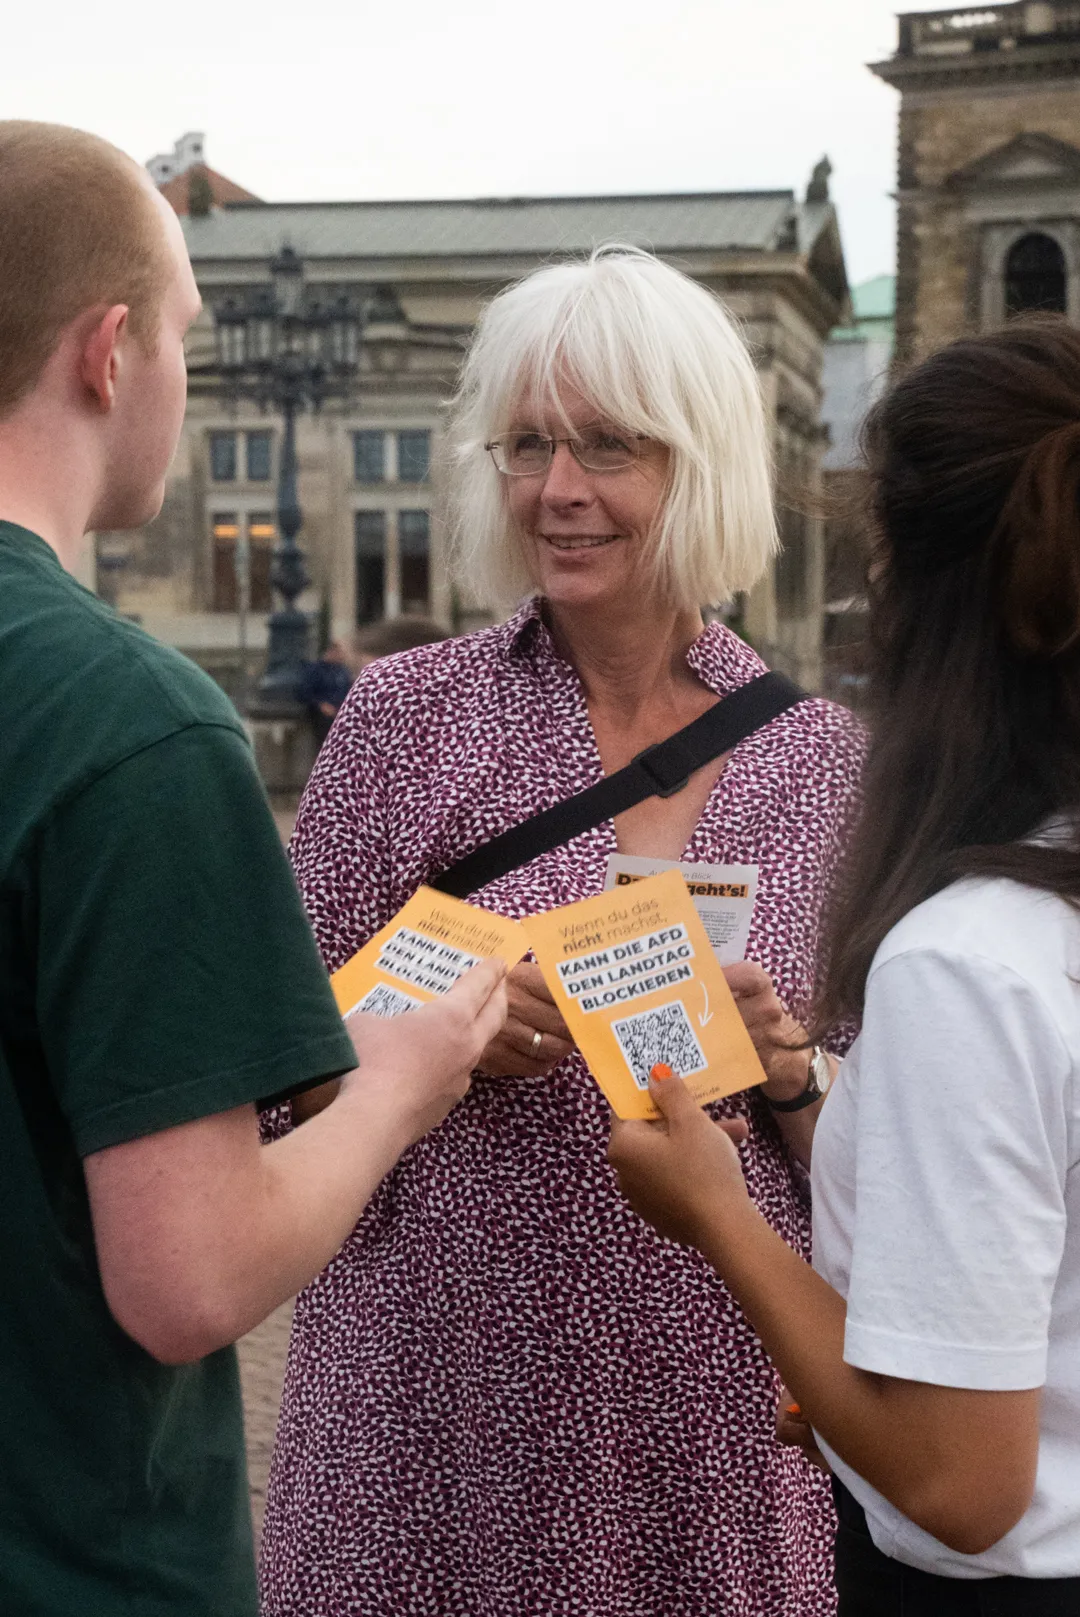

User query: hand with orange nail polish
[608,1070,751,1247]
[775,1386,830,1473]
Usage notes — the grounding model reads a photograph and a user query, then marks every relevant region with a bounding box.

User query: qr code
[611,1001,707,1090]
[348,983,423,1019]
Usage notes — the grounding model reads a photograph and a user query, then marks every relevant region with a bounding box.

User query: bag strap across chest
[431,670,805,900]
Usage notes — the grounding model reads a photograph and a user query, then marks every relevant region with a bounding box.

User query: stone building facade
[96,165,850,697]
[872,1,1080,365]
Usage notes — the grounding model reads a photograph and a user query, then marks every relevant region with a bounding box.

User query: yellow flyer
[331,887,528,1020]
[524,868,766,1120]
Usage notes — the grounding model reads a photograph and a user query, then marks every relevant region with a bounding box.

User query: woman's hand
[608,1072,750,1247]
[776,1388,830,1473]
[723,962,812,1103]
[477,961,575,1077]
[342,958,509,1146]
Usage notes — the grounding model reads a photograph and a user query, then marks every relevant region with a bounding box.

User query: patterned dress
[261,599,864,1617]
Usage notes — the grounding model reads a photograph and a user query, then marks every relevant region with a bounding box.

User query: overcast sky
[4,0,952,286]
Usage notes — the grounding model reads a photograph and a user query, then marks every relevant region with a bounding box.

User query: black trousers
[833,1480,1080,1616]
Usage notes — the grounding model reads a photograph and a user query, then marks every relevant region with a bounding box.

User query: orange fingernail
[650,1063,675,1082]
[786,1403,802,1418]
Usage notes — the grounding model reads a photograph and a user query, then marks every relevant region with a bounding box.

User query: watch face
[810,1050,832,1096]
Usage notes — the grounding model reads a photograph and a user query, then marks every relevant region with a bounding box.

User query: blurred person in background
[295,640,356,745]
[260,247,864,1617]
[297,621,448,744]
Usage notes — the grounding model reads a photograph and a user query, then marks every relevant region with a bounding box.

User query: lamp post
[212,247,363,714]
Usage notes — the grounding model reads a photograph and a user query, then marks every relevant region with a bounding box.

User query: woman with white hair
[260,246,864,1616]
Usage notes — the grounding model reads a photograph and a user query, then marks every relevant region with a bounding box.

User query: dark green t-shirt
[0,523,355,1616]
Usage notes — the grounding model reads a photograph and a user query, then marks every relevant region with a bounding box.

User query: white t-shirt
[812,876,1080,1580]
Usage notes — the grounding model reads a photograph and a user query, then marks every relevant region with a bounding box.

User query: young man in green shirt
[0,121,508,1616]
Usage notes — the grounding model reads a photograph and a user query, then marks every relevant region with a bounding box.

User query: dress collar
[496,595,546,654]
[495,594,767,698]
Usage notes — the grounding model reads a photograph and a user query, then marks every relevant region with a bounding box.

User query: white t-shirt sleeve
[843,947,1072,1391]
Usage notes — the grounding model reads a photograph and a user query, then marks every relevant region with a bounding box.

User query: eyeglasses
[485,428,651,476]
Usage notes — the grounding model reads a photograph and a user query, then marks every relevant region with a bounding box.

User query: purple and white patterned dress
[261,599,864,1617]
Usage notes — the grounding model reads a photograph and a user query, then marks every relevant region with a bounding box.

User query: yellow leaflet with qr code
[523,868,765,1120]
[330,887,528,1020]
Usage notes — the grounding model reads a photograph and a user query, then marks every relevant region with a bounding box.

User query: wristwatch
[764,1045,833,1113]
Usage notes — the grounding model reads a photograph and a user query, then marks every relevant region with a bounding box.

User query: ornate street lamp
[212,247,364,713]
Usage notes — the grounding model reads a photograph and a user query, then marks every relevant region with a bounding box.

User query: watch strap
[764,1084,822,1114]
[764,1048,828,1113]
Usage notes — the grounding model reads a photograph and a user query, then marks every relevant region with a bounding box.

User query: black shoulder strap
[431,671,804,899]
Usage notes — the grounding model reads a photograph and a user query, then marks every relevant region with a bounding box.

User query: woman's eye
[591,431,633,453]
[510,432,547,453]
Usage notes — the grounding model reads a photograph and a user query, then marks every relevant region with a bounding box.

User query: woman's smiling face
[505,386,670,613]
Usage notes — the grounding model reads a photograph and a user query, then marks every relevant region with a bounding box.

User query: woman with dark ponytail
[608,320,1080,1614]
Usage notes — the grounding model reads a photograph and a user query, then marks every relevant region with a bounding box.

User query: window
[1006,233,1067,317]
[210,431,238,482]
[211,513,240,610]
[355,510,387,623]
[354,431,385,483]
[211,513,275,612]
[246,430,272,483]
[397,429,431,483]
[246,514,275,611]
[399,509,431,613]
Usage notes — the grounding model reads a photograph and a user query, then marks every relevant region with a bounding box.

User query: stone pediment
[947,132,1080,190]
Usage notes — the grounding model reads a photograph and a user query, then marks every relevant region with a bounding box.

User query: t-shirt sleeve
[36,723,357,1156]
[842,947,1072,1391]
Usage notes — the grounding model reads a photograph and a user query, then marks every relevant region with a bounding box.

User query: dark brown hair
[816,318,1080,1033]
[0,122,171,415]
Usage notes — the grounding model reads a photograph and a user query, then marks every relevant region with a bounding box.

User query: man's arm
[84,962,506,1364]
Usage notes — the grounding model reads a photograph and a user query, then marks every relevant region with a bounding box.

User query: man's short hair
[0,122,171,415]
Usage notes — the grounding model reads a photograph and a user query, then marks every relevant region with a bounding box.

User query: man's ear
[80,305,130,413]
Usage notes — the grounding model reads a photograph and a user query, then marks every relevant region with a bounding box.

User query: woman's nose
[541,441,592,506]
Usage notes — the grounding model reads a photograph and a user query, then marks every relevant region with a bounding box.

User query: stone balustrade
[899,2,1080,57]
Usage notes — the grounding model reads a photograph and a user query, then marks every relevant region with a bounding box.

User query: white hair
[447,244,778,612]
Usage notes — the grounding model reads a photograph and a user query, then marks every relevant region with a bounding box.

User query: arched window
[1005,233,1067,317]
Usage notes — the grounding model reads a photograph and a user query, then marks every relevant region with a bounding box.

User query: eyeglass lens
[491,429,640,474]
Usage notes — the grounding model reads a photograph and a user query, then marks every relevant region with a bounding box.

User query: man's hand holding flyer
[330,888,528,1020]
